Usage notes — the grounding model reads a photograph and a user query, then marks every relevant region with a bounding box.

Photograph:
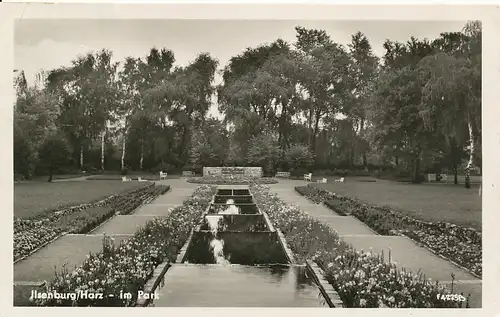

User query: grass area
[310,176,481,230]
[14,181,148,219]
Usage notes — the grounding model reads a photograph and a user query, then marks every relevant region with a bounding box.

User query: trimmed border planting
[33,185,215,307]
[294,185,482,278]
[251,184,467,308]
[14,183,170,263]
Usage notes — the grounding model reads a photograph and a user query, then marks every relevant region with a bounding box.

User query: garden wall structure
[203,167,263,177]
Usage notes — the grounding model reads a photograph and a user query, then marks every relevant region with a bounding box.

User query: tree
[294,27,352,155]
[247,132,281,174]
[368,66,434,183]
[418,21,481,188]
[189,118,229,168]
[38,133,71,182]
[344,32,379,168]
[284,144,314,175]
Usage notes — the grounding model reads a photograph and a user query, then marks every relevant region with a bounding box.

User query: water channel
[152,186,329,307]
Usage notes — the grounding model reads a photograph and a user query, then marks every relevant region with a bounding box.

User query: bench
[335,177,345,183]
[316,177,327,183]
[159,171,168,180]
[428,173,448,183]
[275,172,290,178]
[304,173,312,182]
[182,171,195,177]
[121,176,131,182]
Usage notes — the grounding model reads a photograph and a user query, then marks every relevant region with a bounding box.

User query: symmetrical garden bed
[33,185,215,307]
[14,183,170,262]
[294,185,482,278]
[251,184,468,308]
[187,175,278,185]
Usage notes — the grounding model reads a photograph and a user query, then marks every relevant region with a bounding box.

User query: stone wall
[203,167,263,177]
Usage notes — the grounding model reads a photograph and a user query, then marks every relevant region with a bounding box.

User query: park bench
[121,176,131,182]
[137,177,148,182]
[427,173,448,183]
[316,177,327,183]
[335,177,345,183]
[304,173,312,182]
[159,171,168,180]
[275,172,290,178]
[182,171,195,177]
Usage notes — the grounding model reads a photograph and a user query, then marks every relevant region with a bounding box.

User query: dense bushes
[252,185,463,308]
[35,185,214,307]
[14,184,170,262]
[295,185,482,277]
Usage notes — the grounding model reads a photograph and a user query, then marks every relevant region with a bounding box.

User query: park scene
[14,19,481,308]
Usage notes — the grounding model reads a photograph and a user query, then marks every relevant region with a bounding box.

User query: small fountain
[219,199,240,215]
[206,212,230,265]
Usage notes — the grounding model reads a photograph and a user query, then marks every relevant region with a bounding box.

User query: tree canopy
[14,21,481,187]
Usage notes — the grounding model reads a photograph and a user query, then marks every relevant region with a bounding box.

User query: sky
[15,19,467,117]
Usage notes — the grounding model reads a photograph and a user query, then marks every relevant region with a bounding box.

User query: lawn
[14,181,148,219]
[311,176,482,230]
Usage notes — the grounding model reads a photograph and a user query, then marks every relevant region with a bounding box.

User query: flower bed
[251,185,464,308]
[294,185,482,277]
[187,175,278,185]
[14,184,170,262]
[34,185,215,307]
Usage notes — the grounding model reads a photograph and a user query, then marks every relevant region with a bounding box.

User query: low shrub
[34,185,215,307]
[294,185,482,277]
[251,185,464,308]
[323,199,348,216]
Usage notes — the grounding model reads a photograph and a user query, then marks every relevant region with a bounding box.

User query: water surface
[154,264,328,307]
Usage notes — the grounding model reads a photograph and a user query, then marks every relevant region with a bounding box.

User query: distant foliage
[247,133,281,174]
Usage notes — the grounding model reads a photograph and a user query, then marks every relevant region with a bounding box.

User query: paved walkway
[14,179,197,304]
[269,180,482,308]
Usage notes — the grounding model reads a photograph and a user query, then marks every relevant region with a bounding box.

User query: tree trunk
[464,120,475,189]
[80,145,84,170]
[121,132,127,171]
[310,111,321,154]
[411,145,422,184]
[101,128,105,171]
[453,166,458,184]
[412,156,421,183]
[360,118,367,169]
[48,166,53,183]
[140,139,144,171]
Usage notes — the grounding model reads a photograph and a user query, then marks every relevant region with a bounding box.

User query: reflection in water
[155,265,327,307]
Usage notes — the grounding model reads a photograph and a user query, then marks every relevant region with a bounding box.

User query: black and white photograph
[5,3,497,312]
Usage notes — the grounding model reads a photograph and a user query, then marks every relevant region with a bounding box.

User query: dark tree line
[14,21,481,187]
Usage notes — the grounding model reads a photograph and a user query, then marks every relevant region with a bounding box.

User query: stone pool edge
[306,260,345,308]
[135,260,171,307]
